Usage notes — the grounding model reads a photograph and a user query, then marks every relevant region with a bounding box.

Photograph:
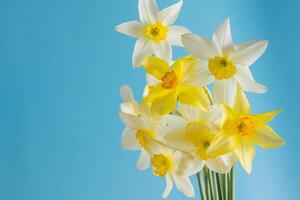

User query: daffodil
[182,18,268,106]
[150,141,195,198]
[119,85,171,170]
[141,56,210,117]
[164,104,236,173]
[207,87,285,173]
[115,0,190,66]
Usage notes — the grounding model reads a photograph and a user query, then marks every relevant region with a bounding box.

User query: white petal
[213,78,237,107]
[172,151,194,176]
[212,18,234,56]
[120,102,138,115]
[138,0,159,24]
[161,114,187,130]
[119,112,145,130]
[167,25,190,47]
[182,60,214,86]
[158,0,183,26]
[153,41,172,64]
[115,21,145,38]
[132,38,153,67]
[182,33,219,60]
[154,123,172,140]
[207,104,222,125]
[177,103,205,121]
[206,158,231,174]
[162,174,174,198]
[231,40,268,66]
[121,128,139,150]
[219,153,237,169]
[137,150,151,170]
[173,175,195,198]
[236,66,267,93]
[187,157,205,176]
[120,85,134,102]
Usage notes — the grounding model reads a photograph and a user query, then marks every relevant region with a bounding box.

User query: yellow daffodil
[141,56,210,117]
[207,87,285,173]
[119,85,172,170]
[149,141,195,198]
[164,104,236,174]
[182,18,268,106]
[115,0,190,66]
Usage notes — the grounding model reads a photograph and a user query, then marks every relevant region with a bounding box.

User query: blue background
[0,0,297,199]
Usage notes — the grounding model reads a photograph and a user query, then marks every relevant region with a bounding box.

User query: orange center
[161,71,177,89]
[237,116,254,136]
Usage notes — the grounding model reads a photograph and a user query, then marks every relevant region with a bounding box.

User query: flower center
[236,116,254,136]
[151,154,173,176]
[185,122,213,160]
[208,56,237,80]
[136,130,155,149]
[161,71,177,89]
[144,21,168,42]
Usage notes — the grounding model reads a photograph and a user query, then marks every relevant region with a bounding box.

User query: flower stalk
[196,167,235,200]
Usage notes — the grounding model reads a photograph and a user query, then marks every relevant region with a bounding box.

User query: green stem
[196,172,206,200]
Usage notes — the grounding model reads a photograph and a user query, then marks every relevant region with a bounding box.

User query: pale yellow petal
[251,109,283,124]
[219,104,237,129]
[141,56,170,79]
[206,158,231,174]
[233,85,250,114]
[253,125,284,148]
[141,84,169,105]
[164,130,195,152]
[234,137,255,174]
[172,56,198,81]
[151,90,177,117]
[207,133,235,157]
[177,86,210,110]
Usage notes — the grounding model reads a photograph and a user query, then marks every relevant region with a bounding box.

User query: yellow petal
[142,85,169,105]
[207,133,235,158]
[141,56,170,80]
[234,137,255,174]
[253,125,285,148]
[151,90,177,117]
[251,109,283,124]
[177,86,210,110]
[165,130,195,153]
[233,85,250,114]
[220,104,237,130]
[172,56,198,81]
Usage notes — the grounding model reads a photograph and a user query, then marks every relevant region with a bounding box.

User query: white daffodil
[164,104,236,173]
[150,141,195,198]
[182,18,268,106]
[115,0,190,67]
[119,85,171,170]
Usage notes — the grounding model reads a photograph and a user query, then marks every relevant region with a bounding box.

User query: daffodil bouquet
[115,0,284,199]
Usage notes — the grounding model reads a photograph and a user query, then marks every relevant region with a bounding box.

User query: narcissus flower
[182,18,268,106]
[150,142,195,198]
[207,87,284,173]
[115,0,190,66]
[141,56,210,117]
[119,85,171,170]
[164,104,235,173]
